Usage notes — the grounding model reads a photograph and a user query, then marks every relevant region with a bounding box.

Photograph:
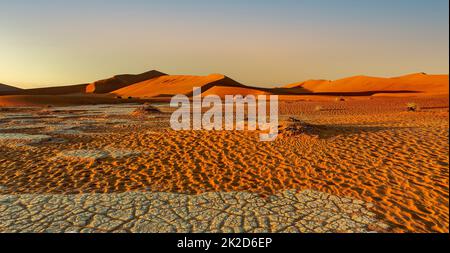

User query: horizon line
[3,71,450,90]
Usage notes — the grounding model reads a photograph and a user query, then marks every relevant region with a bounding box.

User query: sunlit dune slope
[86,70,166,94]
[286,73,449,94]
[112,74,251,97]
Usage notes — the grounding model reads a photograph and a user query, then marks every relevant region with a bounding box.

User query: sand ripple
[0,97,448,232]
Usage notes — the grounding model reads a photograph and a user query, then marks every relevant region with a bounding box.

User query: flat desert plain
[0,72,448,233]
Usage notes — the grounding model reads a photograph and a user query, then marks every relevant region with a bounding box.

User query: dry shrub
[279,117,325,137]
[407,103,419,112]
[131,104,162,117]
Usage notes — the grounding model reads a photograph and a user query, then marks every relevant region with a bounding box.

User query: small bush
[131,104,162,116]
[128,96,133,99]
[407,103,418,112]
[335,96,345,102]
[116,96,122,99]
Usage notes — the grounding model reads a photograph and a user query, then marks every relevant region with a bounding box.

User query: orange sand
[285,73,449,95]
[2,72,448,104]
[1,71,449,233]
[201,86,271,97]
[86,70,167,94]
[112,74,250,98]
[0,96,448,233]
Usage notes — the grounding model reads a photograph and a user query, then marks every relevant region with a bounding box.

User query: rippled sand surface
[0,96,448,232]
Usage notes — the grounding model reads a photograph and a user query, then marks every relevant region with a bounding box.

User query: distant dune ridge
[0,71,448,106]
[285,73,449,95]
[0,83,23,95]
[111,73,267,98]
[85,70,167,94]
[22,83,89,95]
[201,86,271,97]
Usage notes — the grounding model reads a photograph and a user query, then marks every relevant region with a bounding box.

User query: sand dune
[0,83,22,92]
[21,83,89,95]
[0,83,22,95]
[284,79,329,89]
[201,86,272,97]
[1,73,268,106]
[112,74,250,98]
[2,70,165,96]
[2,72,448,107]
[286,73,449,95]
[86,70,167,94]
[0,95,149,107]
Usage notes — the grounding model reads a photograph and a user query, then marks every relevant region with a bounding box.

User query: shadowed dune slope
[284,79,330,89]
[286,73,449,94]
[0,83,22,95]
[112,74,253,97]
[0,95,148,107]
[201,86,272,97]
[86,70,167,94]
[21,83,89,95]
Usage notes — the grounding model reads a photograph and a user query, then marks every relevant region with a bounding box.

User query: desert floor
[0,96,448,233]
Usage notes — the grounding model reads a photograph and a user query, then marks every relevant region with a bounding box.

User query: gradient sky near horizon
[1,0,448,88]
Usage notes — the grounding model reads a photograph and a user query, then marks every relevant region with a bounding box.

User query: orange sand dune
[112,74,249,98]
[2,72,448,105]
[0,95,148,107]
[201,86,272,97]
[284,79,329,89]
[286,73,449,95]
[86,70,167,94]
[11,70,166,96]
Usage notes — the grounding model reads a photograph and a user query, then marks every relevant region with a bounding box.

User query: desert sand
[286,73,449,95]
[111,74,254,98]
[86,70,167,94]
[22,83,89,95]
[0,71,448,233]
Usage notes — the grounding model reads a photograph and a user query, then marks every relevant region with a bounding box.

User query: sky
[0,0,448,88]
